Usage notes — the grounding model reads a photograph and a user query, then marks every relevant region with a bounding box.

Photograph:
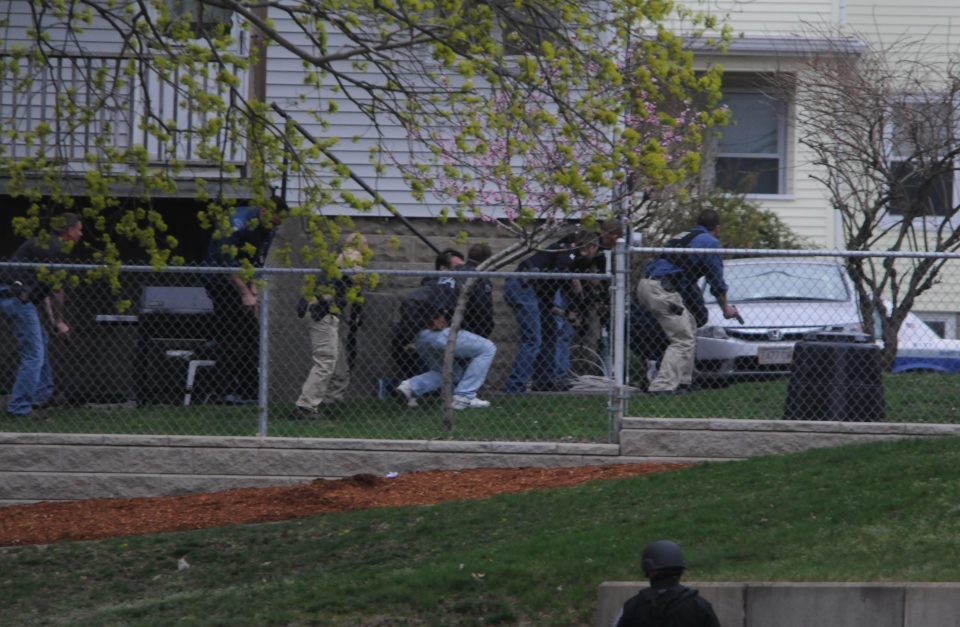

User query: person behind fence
[290,247,361,420]
[204,200,286,403]
[636,209,738,395]
[503,231,599,394]
[454,243,495,339]
[324,232,371,406]
[393,282,497,410]
[551,219,624,383]
[613,540,721,627]
[390,248,465,380]
[0,212,84,419]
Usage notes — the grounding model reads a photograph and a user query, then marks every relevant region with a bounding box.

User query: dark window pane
[889,160,953,216]
[715,157,780,194]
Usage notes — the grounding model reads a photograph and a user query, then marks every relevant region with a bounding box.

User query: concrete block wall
[0,432,689,506]
[620,418,960,460]
[4,418,960,504]
[596,582,960,627]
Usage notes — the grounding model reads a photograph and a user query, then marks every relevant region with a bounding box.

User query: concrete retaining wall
[0,432,689,506]
[596,582,960,627]
[3,417,960,505]
[620,417,960,460]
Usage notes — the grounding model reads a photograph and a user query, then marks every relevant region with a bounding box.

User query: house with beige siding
[671,0,960,337]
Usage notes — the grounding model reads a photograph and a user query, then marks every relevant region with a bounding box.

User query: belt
[644,275,678,292]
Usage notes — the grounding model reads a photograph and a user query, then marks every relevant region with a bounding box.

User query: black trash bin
[783,331,885,422]
[135,286,215,404]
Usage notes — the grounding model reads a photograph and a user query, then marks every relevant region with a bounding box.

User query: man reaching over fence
[636,209,738,395]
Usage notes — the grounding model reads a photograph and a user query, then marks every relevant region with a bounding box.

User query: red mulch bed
[0,463,688,547]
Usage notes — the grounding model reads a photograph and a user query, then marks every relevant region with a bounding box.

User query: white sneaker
[396,379,418,407]
[452,395,491,410]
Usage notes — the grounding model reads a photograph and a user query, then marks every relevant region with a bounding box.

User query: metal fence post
[609,237,629,443]
[258,272,270,437]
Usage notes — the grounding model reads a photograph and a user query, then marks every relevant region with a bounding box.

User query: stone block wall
[597,582,960,627]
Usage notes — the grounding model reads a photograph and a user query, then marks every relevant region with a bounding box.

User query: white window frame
[713,87,789,198]
[882,97,960,226]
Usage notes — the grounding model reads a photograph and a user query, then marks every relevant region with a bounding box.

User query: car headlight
[697,326,729,339]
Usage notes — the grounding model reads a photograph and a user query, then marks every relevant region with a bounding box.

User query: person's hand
[241,291,258,309]
[722,305,740,321]
[53,320,71,336]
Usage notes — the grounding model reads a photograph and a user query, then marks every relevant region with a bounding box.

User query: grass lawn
[3,372,958,441]
[3,436,960,625]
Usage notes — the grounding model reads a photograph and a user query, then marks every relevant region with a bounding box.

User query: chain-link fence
[3,245,960,440]
[0,262,617,442]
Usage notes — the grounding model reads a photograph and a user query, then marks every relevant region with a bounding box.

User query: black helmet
[641,540,686,576]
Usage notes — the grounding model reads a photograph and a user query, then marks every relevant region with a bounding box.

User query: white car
[693,257,960,379]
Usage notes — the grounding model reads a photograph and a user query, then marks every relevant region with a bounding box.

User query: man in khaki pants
[636,209,739,395]
[291,243,365,419]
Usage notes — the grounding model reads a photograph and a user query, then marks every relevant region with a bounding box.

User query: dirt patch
[0,463,688,547]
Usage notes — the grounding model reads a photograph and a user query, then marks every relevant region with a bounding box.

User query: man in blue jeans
[503,231,599,394]
[1,213,84,419]
[395,294,497,410]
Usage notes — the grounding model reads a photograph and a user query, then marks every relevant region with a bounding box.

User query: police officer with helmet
[613,540,721,627]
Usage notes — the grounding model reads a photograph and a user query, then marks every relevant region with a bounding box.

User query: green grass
[0,393,615,441]
[630,371,960,422]
[4,372,959,442]
[4,436,960,625]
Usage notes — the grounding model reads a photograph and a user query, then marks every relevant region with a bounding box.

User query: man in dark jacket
[455,243,494,339]
[1,213,83,418]
[503,231,599,394]
[614,540,721,627]
[204,202,285,402]
[393,278,497,410]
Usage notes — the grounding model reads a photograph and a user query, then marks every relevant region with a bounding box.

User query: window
[167,0,232,36]
[714,91,788,195]
[888,102,956,217]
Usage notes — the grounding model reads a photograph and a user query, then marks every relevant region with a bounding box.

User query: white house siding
[672,1,960,324]
[265,8,456,219]
[1,0,247,176]
[844,0,960,319]
[672,0,837,38]
[844,0,960,63]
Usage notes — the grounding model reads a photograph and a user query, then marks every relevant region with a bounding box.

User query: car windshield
[704,262,850,304]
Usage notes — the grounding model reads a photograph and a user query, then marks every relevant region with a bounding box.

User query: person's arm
[714,290,739,320]
[696,236,739,320]
[45,290,70,335]
[229,273,258,309]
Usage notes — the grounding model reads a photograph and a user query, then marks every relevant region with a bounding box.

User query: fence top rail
[0,262,610,282]
[627,246,960,261]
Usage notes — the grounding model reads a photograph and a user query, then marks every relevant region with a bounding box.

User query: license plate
[758,345,793,365]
